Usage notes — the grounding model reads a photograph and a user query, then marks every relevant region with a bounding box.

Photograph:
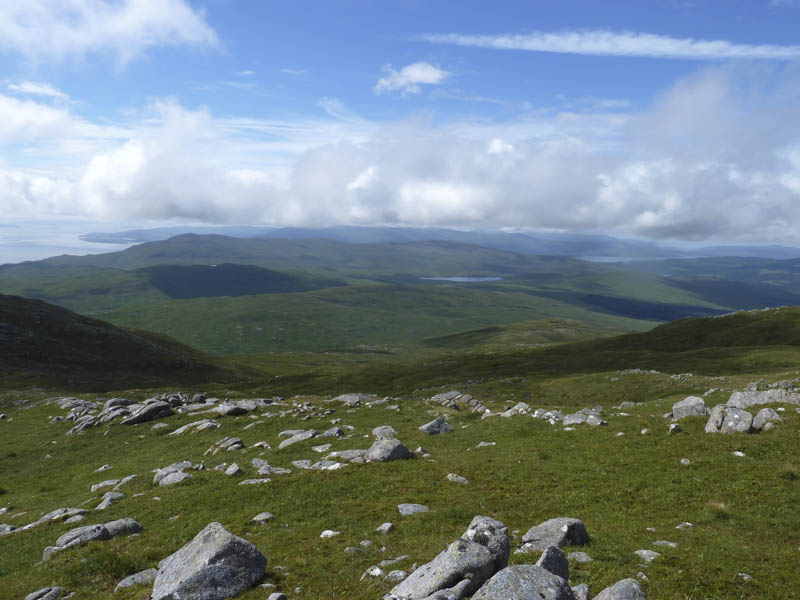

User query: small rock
[668,423,683,434]
[634,549,660,563]
[114,568,158,591]
[680,458,691,465]
[568,551,592,563]
[224,463,243,476]
[594,578,646,600]
[376,522,394,534]
[320,529,340,538]
[397,503,429,516]
[446,473,469,484]
[653,540,678,548]
[253,512,274,524]
[418,416,453,435]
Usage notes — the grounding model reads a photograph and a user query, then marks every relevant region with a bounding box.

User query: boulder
[398,503,429,516]
[120,401,172,425]
[278,430,319,450]
[114,568,157,591]
[672,396,708,420]
[593,578,645,600]
[373,425,397,439]
[24,587,66,600]
[519,518,589,552]
[727,389,799,409]
[389,539,495,599]
[471,565,576,600]
[367,438,413,462]
[536,545,569,581]
[419,417,453,435]
[705,405,753,434]
[152,522,266,600]
[753,407,782,431]
[461,515,510,572]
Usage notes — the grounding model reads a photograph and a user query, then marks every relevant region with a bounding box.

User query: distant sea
[0,220,138,265]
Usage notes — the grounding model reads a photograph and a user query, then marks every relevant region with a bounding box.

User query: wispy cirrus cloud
[374,62,450,95]
[0,0,219,65]
[423,29,800,61]
[7,81,69,100]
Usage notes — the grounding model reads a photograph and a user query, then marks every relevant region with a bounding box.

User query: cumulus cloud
[374,62,450,95]
[0,0,219,64]
[2,65,800,243]
[423,30,800,61]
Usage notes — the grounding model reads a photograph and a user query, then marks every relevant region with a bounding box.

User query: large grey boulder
[519,518,589,552]
[367,438,413,462]
[461,516,510,572]
[389,539,495,599]
[727,389,799,409]
[120,401,172,425]
[535,545,569,581]
[705,405,753,434]
[152,522,266,600]
[419,417,454,435]
[593,578,646,600]
[753,408,782,431]
[471,565,576,600]
[672,396,708,420]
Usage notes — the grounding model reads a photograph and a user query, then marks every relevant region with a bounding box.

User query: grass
[0,369,798,599]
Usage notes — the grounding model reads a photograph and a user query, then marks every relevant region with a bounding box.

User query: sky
[2,0,800,254]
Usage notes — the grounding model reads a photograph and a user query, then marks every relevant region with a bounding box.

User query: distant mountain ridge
[79,225,800,260]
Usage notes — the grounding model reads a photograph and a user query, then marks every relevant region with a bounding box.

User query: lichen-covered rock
[593,578,646,600]
[471,564,576,600]
[367,438,413,462]
[151,522,266,600]
[705,405,753,434]
[519,517,589,552]
[752,408,782,431]
[389,539,495,599]
[120,401,172,425]
[461,516,509,572]
[672,396,708,420]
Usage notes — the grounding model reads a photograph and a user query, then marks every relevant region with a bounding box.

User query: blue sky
[2,0,800,247]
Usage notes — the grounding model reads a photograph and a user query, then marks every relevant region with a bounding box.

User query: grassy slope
[0,294,232,391]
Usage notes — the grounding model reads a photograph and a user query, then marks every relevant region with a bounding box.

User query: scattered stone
[24,587,66,600]
[252,512,274,524]
[43,518,142,560]
[225,463,243,476]
[518,517,589,552]
[653,540,677,548]
[367,438,413,462]
[476,441,495,448]
[377,522,394,534]
[151,522,267,600]
[672,396,709,420]
[238,478,270,485]
[732,451,745,457]
[594,578,646,600]
[333,393,373,407]
[311,443,332,453]
[738,572,753,582]
[91,479,119,492]
[418,416,453,435]
[95,464,112,472]
[447,473,469,484]
[373,425,397,439]
[361,565,385,580]
[753,408,783,431]
[278,430,319,450]
[205,437,245,455]
[680,458,691,465]
[727,389,799,409]
[668,423,682,434]
[676,522,693,529]
[415,446,431,458]
[169,419,220,435]
[95,492,124,511]
[114,568,157,592]
[568,551,592,563]
[320,529,340,538]
[634,549,660,564]
[398,503,429,516]
[267,593,288,600]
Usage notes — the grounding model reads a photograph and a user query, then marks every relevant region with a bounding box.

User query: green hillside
[0,294,232,390]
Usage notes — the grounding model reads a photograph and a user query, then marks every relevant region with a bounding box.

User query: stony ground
[1,370,800,599]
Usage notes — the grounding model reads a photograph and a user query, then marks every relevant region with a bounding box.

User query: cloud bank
[1,65,800,243]
[423,30,800,61]
[0,0,218,64]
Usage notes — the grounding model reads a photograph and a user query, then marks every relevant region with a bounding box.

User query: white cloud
[374,62,450,95]
[0,0,219,65]
[7,81,69,100]
[2,65,800,243]
[423,30,800,61]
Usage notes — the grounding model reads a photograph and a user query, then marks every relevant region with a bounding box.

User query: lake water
[420,276,503,282]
